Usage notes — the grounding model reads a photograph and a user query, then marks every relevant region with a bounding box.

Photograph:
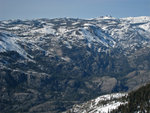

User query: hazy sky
[0,0,150,20]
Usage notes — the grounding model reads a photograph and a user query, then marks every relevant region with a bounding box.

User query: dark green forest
[112,83,150,113]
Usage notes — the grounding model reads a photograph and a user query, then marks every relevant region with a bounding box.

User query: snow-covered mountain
[0,16,150,113]
[0,16,150,57]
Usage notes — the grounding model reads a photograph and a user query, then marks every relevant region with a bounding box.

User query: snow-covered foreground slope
[64,93,127,113]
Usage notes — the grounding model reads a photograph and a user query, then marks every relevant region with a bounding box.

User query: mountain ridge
[0,16,150,113]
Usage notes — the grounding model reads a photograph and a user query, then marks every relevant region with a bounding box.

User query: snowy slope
[64,93,127,113]
[0,32,30,59]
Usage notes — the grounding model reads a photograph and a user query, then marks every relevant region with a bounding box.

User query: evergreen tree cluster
[112,83,150,113]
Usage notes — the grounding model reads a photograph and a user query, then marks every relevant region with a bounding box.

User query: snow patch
[61,56,71,62]
[31,25,55,34]
[139,23,150,32]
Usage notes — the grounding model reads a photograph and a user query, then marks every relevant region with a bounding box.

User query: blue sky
[0,0,150,20]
